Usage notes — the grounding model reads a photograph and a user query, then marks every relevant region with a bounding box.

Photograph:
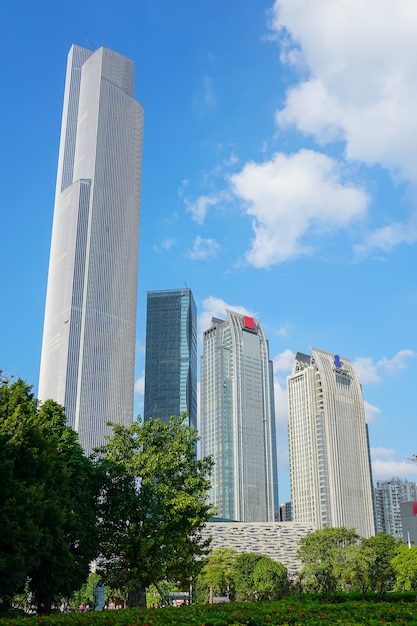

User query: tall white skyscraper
[39,45,143,454]
[200,311,279,522]
[287,348,375,538]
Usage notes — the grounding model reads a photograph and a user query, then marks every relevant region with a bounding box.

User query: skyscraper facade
[287,348,375,537]
[39,45,143,454]
[374,478,417,538]
[143,289,197,429]
[200,311,279,522]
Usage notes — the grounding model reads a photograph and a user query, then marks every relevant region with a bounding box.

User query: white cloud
[354,350,416,385]
[230,149,368,267]
[183,190,229,224]
[271,0,417,182]
[372,447,395,459]
[277,326,288,337]
[273,349,295,373]
[186,236,220,260]
[371,446,417,482]
[198,296,253,336]
[134,373,144,395]
[364,400,380,424]
[193,75,217,115]
[353,357,380,384]
[379,349,416,373]
[153,238,175,253]
[372,459,417,482]
[354,219,417,258]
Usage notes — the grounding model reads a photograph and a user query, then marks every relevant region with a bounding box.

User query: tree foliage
[199,548,238,601]
[392,544,417,593]
[0,379,100,613]
[233,552,264,601]
[297,527,359,597]
[360,533,400,598]
[252,557,289,600]
[95,416,215,607]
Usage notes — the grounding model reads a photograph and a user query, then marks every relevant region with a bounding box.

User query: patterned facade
[143,289,197,429]
[202,521,315,574]
[287,347,375,537]
[200,311,279,522]
[39,45,143,454]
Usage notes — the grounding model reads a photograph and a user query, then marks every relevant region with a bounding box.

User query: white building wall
[39,45,143,454]
[288,348,375,538]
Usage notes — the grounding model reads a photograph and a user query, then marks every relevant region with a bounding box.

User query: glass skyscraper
[287,347,375,537]
[38,45,143,455]
[143,289,197,429]
[200,311,279,522]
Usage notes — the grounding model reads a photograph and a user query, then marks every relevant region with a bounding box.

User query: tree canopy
[0,379,100,612]
[95,416,215,607]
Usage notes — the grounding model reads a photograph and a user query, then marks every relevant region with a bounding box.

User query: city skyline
[201,311,278,522]
[144,288,197,429]
[287,348,375,538]
[2,0,417,501]
[38,45,143,454]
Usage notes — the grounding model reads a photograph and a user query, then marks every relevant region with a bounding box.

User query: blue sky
[2,0,417,502]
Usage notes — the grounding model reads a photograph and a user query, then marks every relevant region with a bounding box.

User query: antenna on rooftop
[86,38,96,51]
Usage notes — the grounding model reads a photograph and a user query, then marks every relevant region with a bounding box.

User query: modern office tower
[143,289,197,429]
[374,478,417,538]
[38,45,143,455]
[287,348,375,538]
[200,311,279,522]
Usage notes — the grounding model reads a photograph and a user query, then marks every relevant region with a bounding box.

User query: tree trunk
[127,581,146,608]
[37,596,52,615]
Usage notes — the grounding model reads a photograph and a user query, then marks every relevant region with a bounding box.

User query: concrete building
[400,501,417,546]
[143,288,197,429]
[39,45,143,454]
[287,348,375,537]
[374,478,417,538]
[200,311,279,522]
[202,521,315,574]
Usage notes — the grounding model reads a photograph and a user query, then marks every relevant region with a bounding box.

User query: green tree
[253,557,289,600]
[297,526,359,597]
[362,533,400,598]
[0,380,101,613]
[233,552,263,600]
[0,380,43,609]
[392,544,417,594]
[96,416,215,607]
[337,533,400,598]
[200,547,238,602]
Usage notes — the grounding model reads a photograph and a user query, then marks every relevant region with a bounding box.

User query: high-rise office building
[374,478,417,538]
[143,289,197,429]
[200,311,279,522]
[39,45,143,454]
[287,348,375,537]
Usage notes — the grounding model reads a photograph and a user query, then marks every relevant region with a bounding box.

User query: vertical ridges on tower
[200,311,279,522]
[287,347,375,537]
[39,45,143,455]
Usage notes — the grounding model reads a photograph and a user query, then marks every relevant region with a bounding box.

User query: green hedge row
[2,595,417,626]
